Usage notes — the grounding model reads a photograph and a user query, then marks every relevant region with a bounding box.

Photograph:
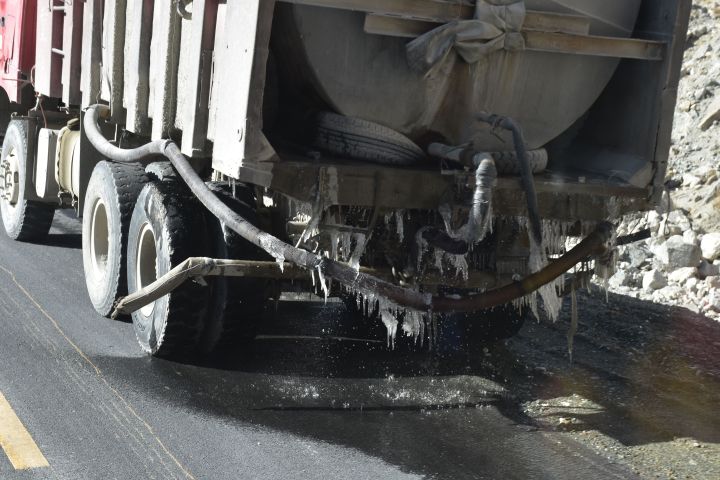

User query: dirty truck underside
[0,0,690,357]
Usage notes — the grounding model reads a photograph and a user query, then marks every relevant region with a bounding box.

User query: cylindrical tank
[273,0,641,151]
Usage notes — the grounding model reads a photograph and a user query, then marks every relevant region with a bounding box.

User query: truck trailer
[0,0,691,358]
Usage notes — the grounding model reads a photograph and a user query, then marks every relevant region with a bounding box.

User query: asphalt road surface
[0,211,717,479]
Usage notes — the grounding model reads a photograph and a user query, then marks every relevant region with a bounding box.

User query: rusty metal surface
[253,158,649,221]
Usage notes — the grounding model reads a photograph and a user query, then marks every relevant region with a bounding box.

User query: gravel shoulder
[505,290,720,480]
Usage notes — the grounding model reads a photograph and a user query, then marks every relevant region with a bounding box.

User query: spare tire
[311,112,425,166]
[491,148,548,175]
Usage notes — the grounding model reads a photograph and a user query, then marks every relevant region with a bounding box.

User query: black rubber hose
[476,113,542,246]
[83,106,166,161]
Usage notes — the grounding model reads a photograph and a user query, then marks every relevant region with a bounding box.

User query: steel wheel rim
[90,199,110,278]
[136,222,158,317]
[0,147,20,211]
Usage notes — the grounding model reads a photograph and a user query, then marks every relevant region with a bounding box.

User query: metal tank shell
[275,0,642,151]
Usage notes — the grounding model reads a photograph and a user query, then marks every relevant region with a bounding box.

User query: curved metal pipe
[421,155,497,256]
[476,113,542,246]
[85,105,610,315]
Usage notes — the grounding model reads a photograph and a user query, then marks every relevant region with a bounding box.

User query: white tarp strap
[407,0,526,74]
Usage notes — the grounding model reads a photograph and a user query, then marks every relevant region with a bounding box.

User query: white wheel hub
[136,223,158,317]
[90,199,110,277]
[0,148,20,206]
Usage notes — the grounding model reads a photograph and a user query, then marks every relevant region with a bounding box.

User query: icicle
[349,233,367,271]
[381,310,399,349]
[439,204,454,233]
[527,232,564,322]
[415,230,430,271]
[606,196,620,220]
[274,252,285,273]
[401,310,424,345]
[429,312,438,351]
[448,254,469,281]
[529,291,540,322]
[310,268,316,287]
[568,283,578,363]
[384,212,393,226]
[395,210,405,242]
[330,231,339,261]
[433,249,445,274]
[296,197,323,248]
[316,265,329,303]
[339,232,352,262]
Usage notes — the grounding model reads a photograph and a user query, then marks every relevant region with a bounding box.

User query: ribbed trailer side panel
[34,0,273,180]
[148,0,181,139]
[178,0,219,158]
[100,0,126,122]
[80,0,103,107]
[123,0,153,135]
[34,1,63,98]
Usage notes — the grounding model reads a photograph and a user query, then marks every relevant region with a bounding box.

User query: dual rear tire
[82,164,266,360]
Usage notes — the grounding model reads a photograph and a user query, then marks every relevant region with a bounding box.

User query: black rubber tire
[312,111,425,166]
[490,148,548,175]
[0,120,55,241]
[127,181,212,359]
[199,183,269,355]
[145,161,177,183]
[82,161,148,317]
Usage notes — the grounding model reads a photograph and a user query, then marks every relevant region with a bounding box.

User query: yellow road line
[0,391,49,470]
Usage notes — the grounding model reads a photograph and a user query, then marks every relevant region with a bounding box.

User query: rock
[708,290,720,312]
[667,210,693,231]
[646,211,662,233]
[668,267,697,284]
[656,235,702,270]
[647,236,665,257]
[706,276,720,290]
[698,260,719,279]
[683,229,699,246]
[643,269,668,292]
[682,174,702,188]
[700,232,720,260]
[686,277,699,292]
[609,270,631,288]
[654,286,684,302]
[625,244,650,268]
[699,95,720,130]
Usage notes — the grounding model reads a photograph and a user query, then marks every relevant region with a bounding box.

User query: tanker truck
[0,0,691,358]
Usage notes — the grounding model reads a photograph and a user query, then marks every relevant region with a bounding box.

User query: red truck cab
[0,0,35,106]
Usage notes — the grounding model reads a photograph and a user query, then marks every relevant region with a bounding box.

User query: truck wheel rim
[0,148,20,208]
[136,223,158,317]
[90,199,110,278]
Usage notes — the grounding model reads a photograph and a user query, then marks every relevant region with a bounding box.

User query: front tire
[82,161,147,317]
[127,181,212,359]
[0,120,55,240]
